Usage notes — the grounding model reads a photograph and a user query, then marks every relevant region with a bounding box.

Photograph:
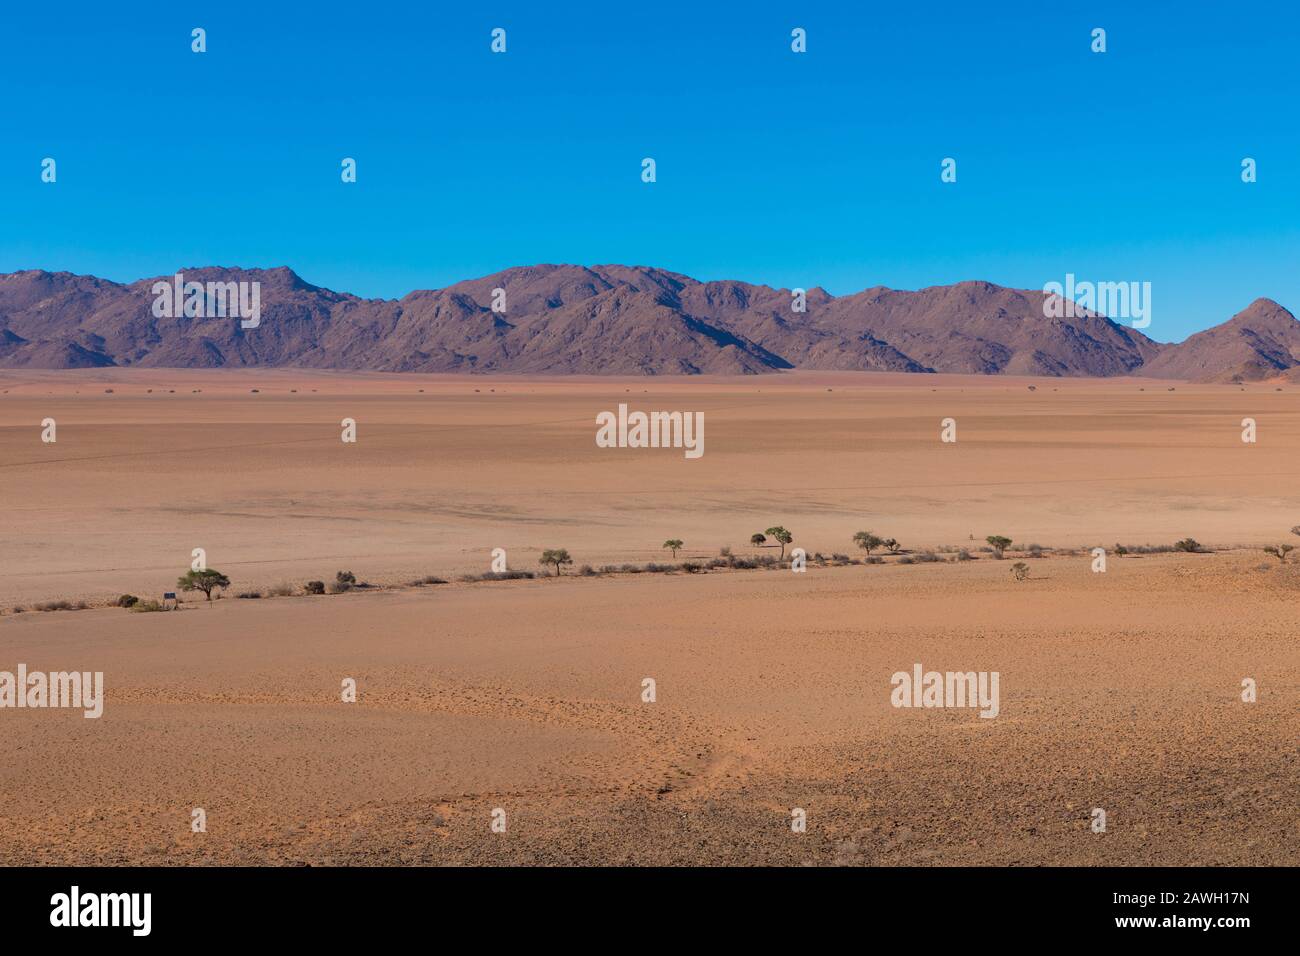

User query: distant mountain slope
[1138,298,1300,382]
[0,264,1289,379]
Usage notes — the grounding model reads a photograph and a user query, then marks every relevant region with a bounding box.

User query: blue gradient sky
[2,1,1297,342]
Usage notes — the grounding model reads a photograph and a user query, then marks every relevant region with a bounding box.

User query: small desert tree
[883,537,901,554]
[539,549,573,576]
[986,535,1012,552]
[1264,544,1294,564]
[178,568,230,601]
[1010,562,1029,582]
[853,531,885,556]
[750,532,767,549]
[663,539,684,559]
[765,526,793,560]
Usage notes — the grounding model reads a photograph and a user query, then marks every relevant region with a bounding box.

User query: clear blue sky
[2,1,1297,343]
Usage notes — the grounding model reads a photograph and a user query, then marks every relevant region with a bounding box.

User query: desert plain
[0,368,1296,865]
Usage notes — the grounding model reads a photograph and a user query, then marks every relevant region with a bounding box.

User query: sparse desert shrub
[765,526,794,560]
[719,546,732,557]
[267,583,293,597]
[680,561,702,573]
[1263,544,1294,564]
[643,562,672,573]
[464,570,536,582]
[956,549,974,561]
[420,575,448,585]
[853,531,885,556]
[236,591,262,599]
[336,571,356,586]
[130,600,167,612]
[705,557,730,570]
[11,606,25,614]
[304,580,326,595]
[914,551,942,563]
[579,564,596,576]
[884,538,901,554]
[1026,545,1044,559]
[750,533,767,549]
[1011,562,1030,581]
[117,594,140,608]
[1291,525,1300,538]
[178,568,231,601]
[619,563,642,574]
[897,556,916,565]
[990,549,1005,560]
[35,600,75,612]
[600,565,621,574]
[539,549,573,576]
[330,581,352,594]
[1114,543,1128,557]
[863,556,884,565]
[1173,538,1204,553]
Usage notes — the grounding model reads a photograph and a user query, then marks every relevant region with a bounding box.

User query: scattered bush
[990,549,1005,560]
[914,551,942,563]
[956,549,974,561]
[1173,538,1204,553]
[579,564,597,576]
[178,568,231,601]
[1263,544,1294,564]
[680,562,702,573]
[117,594,140,608]
[1011,562,1030,581]
[853,531,885,556]
[863,556,884,565]
[336,571,357,585]
[719,546,732,557]
[304,580,326,595]
[539,549,574,576]
[35,600,75,611]
[462,570,536,582]
[765,526,794,560]
[897,556,916,565]
[130,600,168,613]
[235,591,262,599]
[267,583,294,597]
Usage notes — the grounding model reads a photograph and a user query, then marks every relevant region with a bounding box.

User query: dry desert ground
[0,369,1296,865]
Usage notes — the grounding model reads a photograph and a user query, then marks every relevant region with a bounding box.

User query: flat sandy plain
[0,369,1296,865]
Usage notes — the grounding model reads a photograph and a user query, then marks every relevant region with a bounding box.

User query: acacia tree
[177,568,231,601]
[986,535,1012,552]
[765,526,793,560]
[853,531,885,556]
[539,549,573,576]
[663,539,684,559]
[883,538,901,554]
[1264,544,1294,564]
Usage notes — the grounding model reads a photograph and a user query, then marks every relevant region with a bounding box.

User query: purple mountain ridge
[0,265,1295,379]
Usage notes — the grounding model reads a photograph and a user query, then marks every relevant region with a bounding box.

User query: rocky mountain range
[0,264,1295,380]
